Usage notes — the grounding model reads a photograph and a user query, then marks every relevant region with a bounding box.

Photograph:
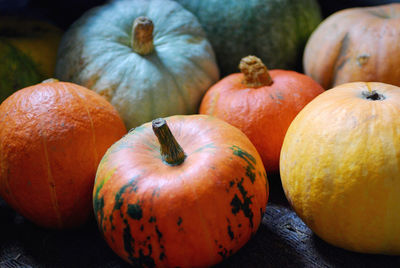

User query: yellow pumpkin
[280,82,400,254]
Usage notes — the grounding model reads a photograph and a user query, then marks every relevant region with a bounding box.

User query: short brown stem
[131,16,154,55]
[239,55,273,88]
[152,118,186,166]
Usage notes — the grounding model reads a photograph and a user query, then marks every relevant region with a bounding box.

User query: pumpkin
[93,115,268,267]
[199,56,324,173]
[303,3,400,89]
[0,79,127,228]
[0,16,62,102]
[280,82,400,254]
[55,0,219,130]
[174,0,322,75]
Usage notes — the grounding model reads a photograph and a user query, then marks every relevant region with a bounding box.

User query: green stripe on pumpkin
[230,145,257,183]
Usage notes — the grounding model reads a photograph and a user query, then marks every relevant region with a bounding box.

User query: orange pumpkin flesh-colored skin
[303,3,400,89]
[199,56,324,173]
[93,115,269,267]
[280,82,400,254]
[0,81,127,228]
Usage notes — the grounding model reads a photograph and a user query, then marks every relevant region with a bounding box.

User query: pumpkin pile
[2,0,400,266]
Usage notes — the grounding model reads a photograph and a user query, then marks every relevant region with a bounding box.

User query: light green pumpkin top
[55,0,219,129]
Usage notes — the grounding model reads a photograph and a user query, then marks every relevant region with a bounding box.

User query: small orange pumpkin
[303,3,400,88]
[93,115,268,267]
[199,56,324,172]
[0,79,126,228]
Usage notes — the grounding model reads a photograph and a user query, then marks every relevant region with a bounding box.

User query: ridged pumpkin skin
[280,82,400,254]
[199,56,324,173]
[304,3,400,89]
[175,0,322,75]
[0,17,62,102]
[55,0,219,129]
[0,81,127,228]
[93,115,268,267]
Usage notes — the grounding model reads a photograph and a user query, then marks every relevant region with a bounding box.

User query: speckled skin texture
[281,82,400,254]
[0,81,126,229]
[93,115,269,267]
[55,0,219,130]
[175,0,322,75]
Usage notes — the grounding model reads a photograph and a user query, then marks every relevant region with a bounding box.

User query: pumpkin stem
[239,55,273,88]
[362,90,385,101]
[131,16,154,55]
[152,118,186,166]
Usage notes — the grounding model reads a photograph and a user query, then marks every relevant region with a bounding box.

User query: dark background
[1,0,400,267]
[1,0,400,29]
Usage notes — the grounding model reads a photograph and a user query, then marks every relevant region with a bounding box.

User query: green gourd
[0,17,62,103]
[0,41,41,102]
[175,0,322,75]
[55,0,219,129]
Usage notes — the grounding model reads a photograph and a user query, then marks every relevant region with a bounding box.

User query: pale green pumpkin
[55,0,219,129]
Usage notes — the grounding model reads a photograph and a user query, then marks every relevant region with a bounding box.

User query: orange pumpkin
[93,115,268,267]
[0,79,126,228]
[199,56,324,172]
[303,3,400,89]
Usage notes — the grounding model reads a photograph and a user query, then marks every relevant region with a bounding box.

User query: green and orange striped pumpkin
[93,115,269,267]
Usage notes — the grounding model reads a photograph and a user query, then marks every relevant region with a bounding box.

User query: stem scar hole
[362,90,385,101]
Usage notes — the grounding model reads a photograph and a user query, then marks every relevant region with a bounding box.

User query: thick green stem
[152,118,186,166]
[131,16,154,55]
[239,55,273,88]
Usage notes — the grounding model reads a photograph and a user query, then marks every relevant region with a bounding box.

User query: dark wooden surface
[1,174,400,268]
